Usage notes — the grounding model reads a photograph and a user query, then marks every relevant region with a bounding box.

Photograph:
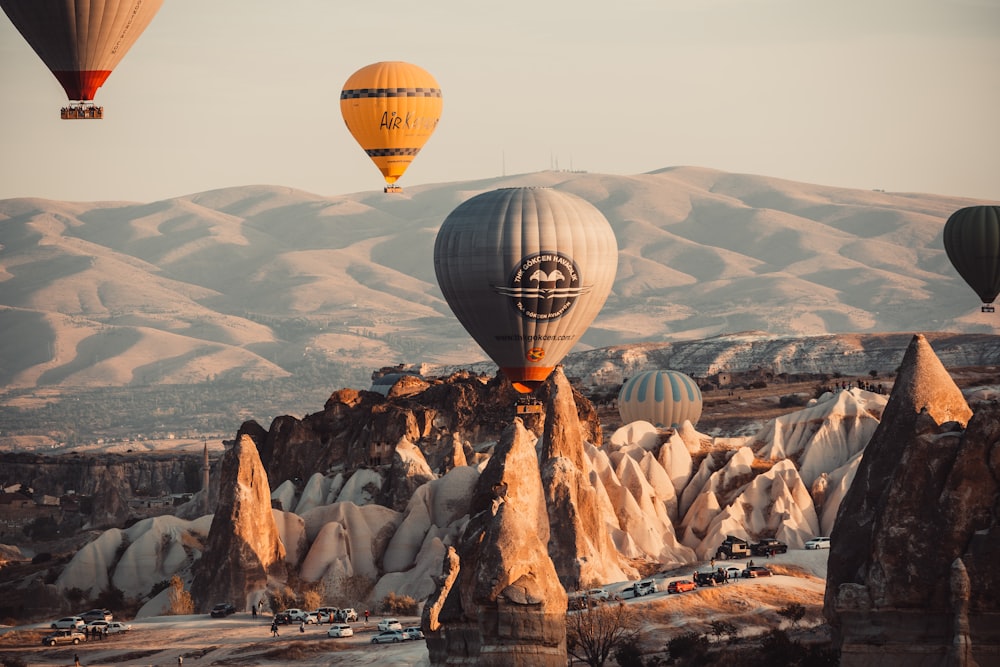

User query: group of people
[85,625,109,640]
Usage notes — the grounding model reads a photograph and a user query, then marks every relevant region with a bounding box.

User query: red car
[667,579,696,593]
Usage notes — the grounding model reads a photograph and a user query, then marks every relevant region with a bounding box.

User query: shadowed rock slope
[824,334,999,666]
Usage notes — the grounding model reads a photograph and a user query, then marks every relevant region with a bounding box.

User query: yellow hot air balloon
[340,61,443,193]
[434,187,619,393]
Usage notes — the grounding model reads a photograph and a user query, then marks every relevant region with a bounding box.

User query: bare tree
[566,601,641,667]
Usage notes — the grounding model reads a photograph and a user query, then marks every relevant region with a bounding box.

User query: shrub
[613,638,645,667]
[379,592,419,615]
[166,576,194,615]
[667,631,707,660]
[777,603,805,629]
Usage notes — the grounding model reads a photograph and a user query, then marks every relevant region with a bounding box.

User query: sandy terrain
[0,550,829,666]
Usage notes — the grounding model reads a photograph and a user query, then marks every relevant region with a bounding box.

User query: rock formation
[191,434,286,612]
[425,418,568,666]
[540,367,635,589]
[824,334,999,665]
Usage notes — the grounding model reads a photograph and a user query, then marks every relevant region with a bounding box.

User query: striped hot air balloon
[340,61,443,192]
[1,0,163,118]
[618,370,703,428]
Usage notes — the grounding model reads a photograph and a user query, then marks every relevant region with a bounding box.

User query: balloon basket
[514,398,544,415]
[384,185,403,194]
[983,305,995,313]
[61,104,103,120]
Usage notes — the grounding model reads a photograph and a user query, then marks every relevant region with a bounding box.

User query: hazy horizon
[1,1,998,203]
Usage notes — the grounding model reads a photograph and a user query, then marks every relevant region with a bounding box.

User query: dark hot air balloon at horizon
[434,187,618,394]
[1,0,164,119]
[340,61,443,193]
[943,205,1000,313]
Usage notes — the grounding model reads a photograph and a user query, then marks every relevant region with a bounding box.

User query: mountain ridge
[1,167,997,394]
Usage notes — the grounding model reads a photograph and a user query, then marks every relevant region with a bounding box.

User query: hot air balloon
[1,0,163,119]
[340,61,443,193]
[943,205,1000,313]
[618,370,703,429]
[434,187,618,393]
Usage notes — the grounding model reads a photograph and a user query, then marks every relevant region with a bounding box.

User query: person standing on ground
[74,654,80,667]
[271,621,279,637]
[252,605,257,620]
[364,609,370,624]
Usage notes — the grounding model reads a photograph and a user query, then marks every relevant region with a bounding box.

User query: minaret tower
[202,439,210,515]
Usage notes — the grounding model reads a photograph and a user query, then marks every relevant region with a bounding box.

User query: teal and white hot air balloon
[434,187,618,393]
[618,370,703,428]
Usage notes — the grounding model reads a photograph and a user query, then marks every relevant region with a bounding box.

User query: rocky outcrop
[824,334,999,666]
[191,434,286,612]
[248,371,602,497]
[426,418,568,666]
[541,367,635,589]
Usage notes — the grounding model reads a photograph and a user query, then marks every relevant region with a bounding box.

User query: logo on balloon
[494,252,591,321]
[526,347,546,362]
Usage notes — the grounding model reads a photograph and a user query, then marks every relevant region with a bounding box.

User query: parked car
[742,565,773,578]
[402,626,425,640]
[371,629,405,644]
[274,611,293,625]
[623,579,658,598]
[584,588,610,601]
[804,536,831,550]
[339,608,359,622]
[50,616,85,630]
[304,612,321,624]
[378,618,403,632]
[726,566,744,581]
[210,603,236,618]
[694,570,721,586]
[751,537,788,556]
[86,620,110,632]
[42,629,86,646]
[106,621,132,635]
[79,608,113,623]
[667,579,696,594]
[327,623,354,638]
[316,607,338,622]
[285,608,310,623]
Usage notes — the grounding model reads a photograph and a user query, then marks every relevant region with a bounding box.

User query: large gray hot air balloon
[618,370,703,428]
[434,187,618,393]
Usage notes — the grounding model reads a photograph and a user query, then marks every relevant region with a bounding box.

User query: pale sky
[1,0,998,203]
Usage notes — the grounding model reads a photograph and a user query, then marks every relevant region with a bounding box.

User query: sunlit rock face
[824,334,999,666]
[424,419,568,667]
[541,367,636,589]
[191,434,286,612]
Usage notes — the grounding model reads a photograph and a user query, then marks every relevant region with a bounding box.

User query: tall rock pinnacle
[191,434,286,612]
[824,334,999,665]
[540,366,633,588]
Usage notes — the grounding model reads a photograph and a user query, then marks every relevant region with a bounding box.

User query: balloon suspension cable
[61,103,103,120]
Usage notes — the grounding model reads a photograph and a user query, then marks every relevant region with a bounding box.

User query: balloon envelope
[434,187,618,393]
[340,61,443,187]
[1,0,163,102]
[943,205,1000,307]
[618,370,703,428]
